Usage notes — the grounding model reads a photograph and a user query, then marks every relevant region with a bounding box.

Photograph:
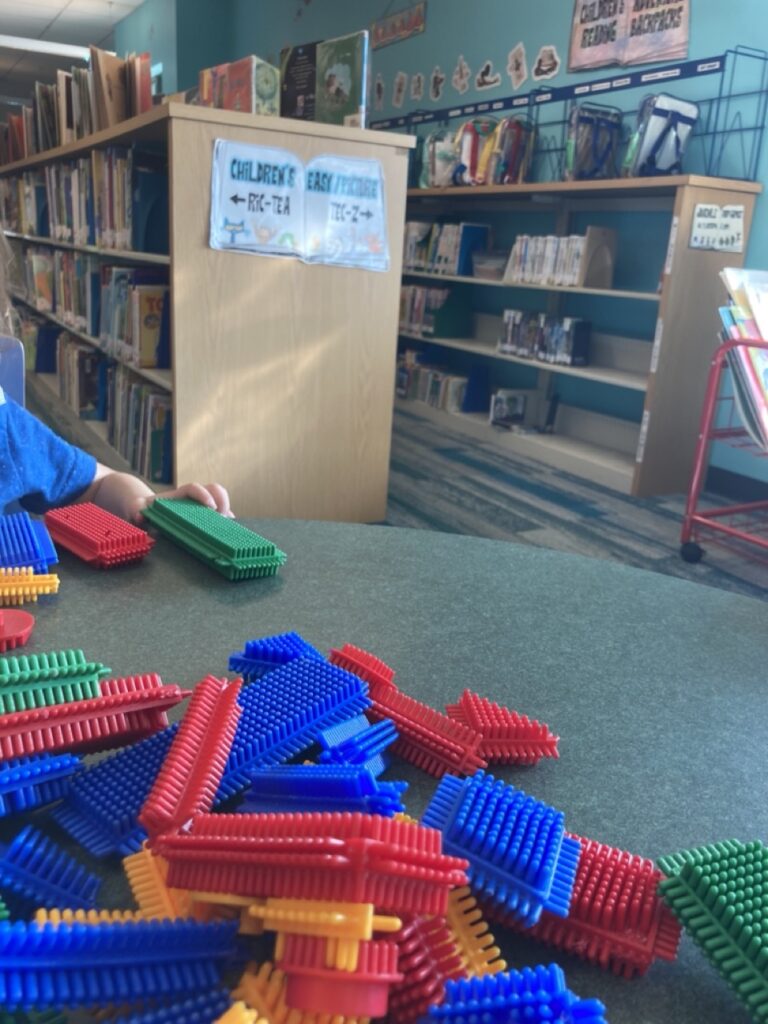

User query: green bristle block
[658,840,768,1021]
[0,650,110,713]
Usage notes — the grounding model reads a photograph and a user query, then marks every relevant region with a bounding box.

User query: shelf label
[664,215,679,275]
[209,140,389,271]
[636,409,650,463]
[689,203,744,253]
[650,318,663,374]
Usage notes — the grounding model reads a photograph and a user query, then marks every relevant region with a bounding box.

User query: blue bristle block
[0,754,82,817]
[0,512,58,573]
[52,726,177,857]
[228,631,324,681]
[0,825,100,910]
[422,771,580,927]
[112,989,232,1023]
[0,918,237,1011]
[243,763,407,816]
[317,717,397,777]
[218,657,370,801]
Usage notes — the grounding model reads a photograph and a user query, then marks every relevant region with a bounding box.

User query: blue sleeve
[0,392,97,515]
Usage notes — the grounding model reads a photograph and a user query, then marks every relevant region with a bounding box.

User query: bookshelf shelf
[403,174,762,496]
[402,269,660,303]
[4,107,412,519]
[4,230,170,266]
[397,329,649,392]
[11,291,173,391]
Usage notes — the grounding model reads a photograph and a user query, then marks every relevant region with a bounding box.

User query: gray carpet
[387,403,768,602]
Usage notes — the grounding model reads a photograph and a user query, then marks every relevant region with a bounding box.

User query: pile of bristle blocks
[0,630,761,1023]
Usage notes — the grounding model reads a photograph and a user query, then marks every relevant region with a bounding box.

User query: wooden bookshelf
[3,105,414,520]
[403,175,762,496]
[4,230,170,266]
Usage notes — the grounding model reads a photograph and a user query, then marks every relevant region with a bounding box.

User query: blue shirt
[0,386,97,514]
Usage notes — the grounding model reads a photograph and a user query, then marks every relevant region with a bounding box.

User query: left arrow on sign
[230,194,246,204]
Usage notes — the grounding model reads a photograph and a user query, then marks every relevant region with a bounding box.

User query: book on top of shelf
[90,46,128,131]
[199,62,229,108]
[55,70,74,147]
[280,42,317,121]
[223,56,280,116]
[314,31,369,127]
[126,52,153,117]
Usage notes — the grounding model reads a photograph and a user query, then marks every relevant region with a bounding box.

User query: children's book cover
[199,62,229,108]
[314,32,369,127]
[224,56,280,116]
[280,43,317,121]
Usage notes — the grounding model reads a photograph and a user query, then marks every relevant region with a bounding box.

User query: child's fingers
[204,483,232,517]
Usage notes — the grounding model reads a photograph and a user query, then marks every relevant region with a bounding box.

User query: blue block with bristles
[0,511,58,573]
[0,825,100,910]
[317,716,398,777]
[418,965,608,1023]
[228,631,324,681]
[113,990,232,1024]
[0,918,237,1011]
[422,771,581,928]
[217,657,370,801]
[0,753,82,817]
[52,725,177,857]
[242,763,407,816]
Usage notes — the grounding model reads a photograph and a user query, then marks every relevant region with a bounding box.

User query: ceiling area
[0,0,145,116]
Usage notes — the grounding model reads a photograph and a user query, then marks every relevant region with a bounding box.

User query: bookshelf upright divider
[401,176,761,496]
[1,104,413,520]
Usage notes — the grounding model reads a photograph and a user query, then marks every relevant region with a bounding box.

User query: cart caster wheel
[680,541,704,564]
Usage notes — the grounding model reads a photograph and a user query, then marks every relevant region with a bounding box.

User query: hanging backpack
[418,128,459,188]
[564,103,623,181]
[487,117,536,185]
[452,117,499,185]
[622,94,699,177]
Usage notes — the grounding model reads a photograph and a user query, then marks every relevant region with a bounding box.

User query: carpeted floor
[386,403,768,602]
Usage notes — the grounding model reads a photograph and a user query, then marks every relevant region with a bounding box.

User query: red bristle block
[156,811,468,915]
[278,933,401,1018]
[44,502,154,568]
[100,673,167,696]
[0,682,190,760]
[0,609,34,653]
[328,643,397,690]
[365,678,486,779]
[445,690,559,765]
[140,676,242,837]
[388,915,465,1024]
[486,833,682,978]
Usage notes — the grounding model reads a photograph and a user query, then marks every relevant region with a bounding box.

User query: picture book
[314,31,369,127]
[223,56,280,116]
[198,62,229,109]
[90,46,128,131]
[280,42,317,121]
[56,70,74,147]
[131,285,168,367]
[490,389,527,429]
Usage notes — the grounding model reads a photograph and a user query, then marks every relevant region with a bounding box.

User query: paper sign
[304,155,389,271]
[569,0,690,71]
[210,141,388,272]
[210,140,304,256]
[371,2,426,50]
[689,203,745,253]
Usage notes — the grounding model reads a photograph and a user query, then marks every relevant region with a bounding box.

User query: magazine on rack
[719,267,768,450]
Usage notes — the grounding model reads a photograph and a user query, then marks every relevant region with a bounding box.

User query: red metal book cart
[681,337,768,563]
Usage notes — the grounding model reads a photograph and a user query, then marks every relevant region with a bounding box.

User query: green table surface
[4,518,768,1024]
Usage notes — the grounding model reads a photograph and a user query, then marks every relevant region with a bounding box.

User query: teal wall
[117,0,768,485]
[114,0,177,93]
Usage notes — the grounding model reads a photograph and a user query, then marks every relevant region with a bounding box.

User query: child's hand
[132,482,234,522]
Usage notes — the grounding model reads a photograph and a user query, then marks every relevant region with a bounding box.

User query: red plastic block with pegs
[277,933,401,1018]
[487,832,682,978]
[328,643,397,691]
[445,690,559,765]
[44,503,154,568]
[0,676,190,760]
[364,677,486,779]
[140,675,242,837]
[0,609,34,653]
[156,811,468,915]
[389,915,465,1024]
